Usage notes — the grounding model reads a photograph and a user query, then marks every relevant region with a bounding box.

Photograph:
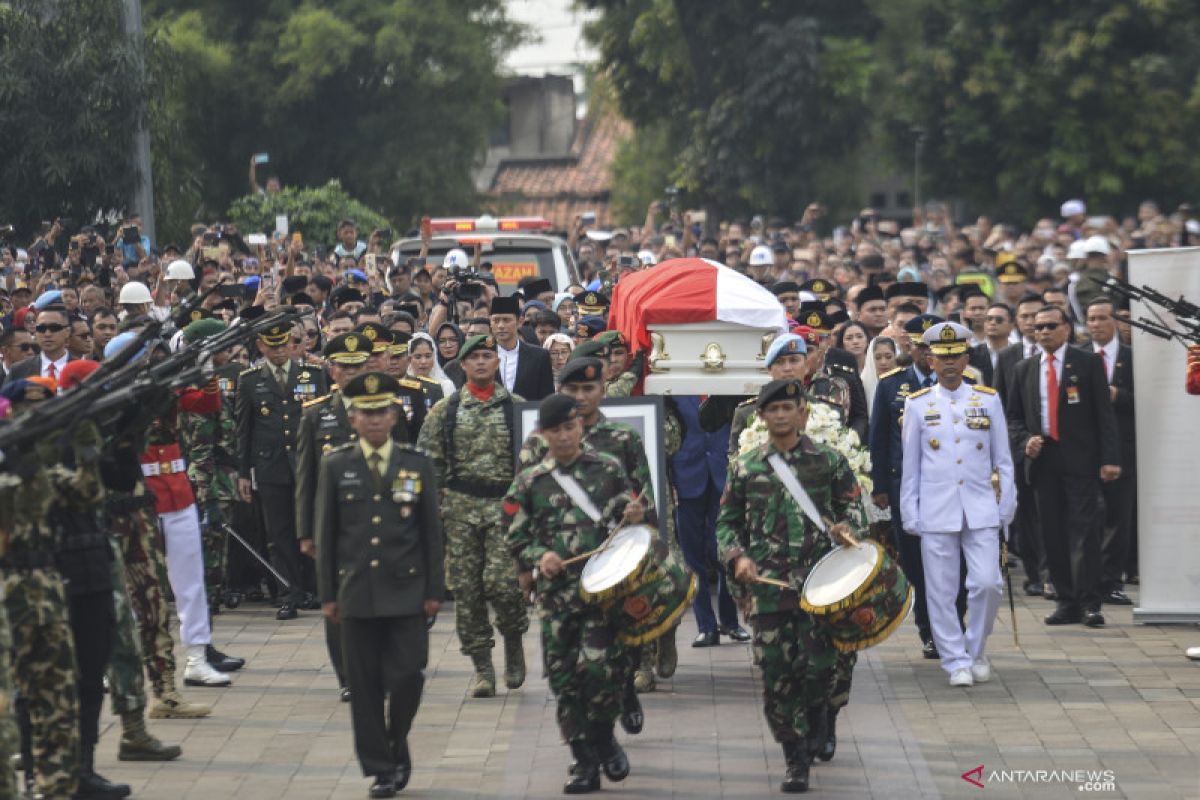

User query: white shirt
[1023,337,1039,359]
[40,352,69,379]
[1093,337,1118,384]
[1039,342,1068,434]
[498,341,520,391]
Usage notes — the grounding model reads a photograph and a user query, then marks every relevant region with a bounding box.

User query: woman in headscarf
[433,322,463,367]
[408,332,457,397]
[544,332,575,388]
[861,335,898,413]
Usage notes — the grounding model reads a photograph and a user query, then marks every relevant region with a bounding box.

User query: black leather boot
[818,707,839,762]
[618,674,643,735]
[781,739,810,793]
[806,705,829,762]
[563,740,601,794]
[590,722,629,782]
[75,745,131,799]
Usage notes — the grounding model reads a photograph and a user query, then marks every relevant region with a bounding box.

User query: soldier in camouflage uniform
[717,379,867,794]
[417,334,528,697]
[0,381,80,799]
[0,592,15,800]
[505,394,645,794]
[176,320,245,674]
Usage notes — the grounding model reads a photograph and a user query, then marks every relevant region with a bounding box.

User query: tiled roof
[488,114,631,229]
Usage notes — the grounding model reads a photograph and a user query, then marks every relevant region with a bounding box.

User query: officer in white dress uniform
[900,322,1016,687]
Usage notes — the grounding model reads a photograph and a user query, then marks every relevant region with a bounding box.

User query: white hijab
[861,335,897,414]
[408,332,456,397]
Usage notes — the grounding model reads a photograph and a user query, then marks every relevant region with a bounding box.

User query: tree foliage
[0,0,145,233]
[226,181,389,246]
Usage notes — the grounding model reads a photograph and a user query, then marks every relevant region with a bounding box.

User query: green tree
[226,180,389,246]
[874,0,1200,218]
[0,0,145,235]
[582,0,878,222]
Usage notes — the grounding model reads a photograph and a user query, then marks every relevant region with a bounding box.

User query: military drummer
[716,379,866,794]
[315,373,445,799]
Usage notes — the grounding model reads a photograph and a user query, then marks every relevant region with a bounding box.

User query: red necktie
[1046,353,1059,440]
[47,362,57,381]
[1099,348,1109,381]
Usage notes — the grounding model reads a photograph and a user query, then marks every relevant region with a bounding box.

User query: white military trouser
[159,504,212,647]
[920,520,1003,675]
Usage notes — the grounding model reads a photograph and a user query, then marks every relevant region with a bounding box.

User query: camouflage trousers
[750,610,836,742]
[200,501,230,612]
[0,594,19,800]
[830,651,857,712]
[111,507,177,698]
[540,593,627,743]
[444,511,528,656]
[3,570,79,799]
[106,542,147,716]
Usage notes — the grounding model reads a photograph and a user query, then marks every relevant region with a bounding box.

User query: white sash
[550,469,603,524]
[767,452,827,533]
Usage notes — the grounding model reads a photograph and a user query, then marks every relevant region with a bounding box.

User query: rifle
[1103,276,1200,345]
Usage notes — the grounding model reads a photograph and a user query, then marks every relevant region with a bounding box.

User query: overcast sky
[503,0,597,77]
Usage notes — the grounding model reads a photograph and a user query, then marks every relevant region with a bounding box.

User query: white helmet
[1066,239,1088,260]
[1083,235,1111,256]
[748,245,774,266]
[443,248,469,269]
[118,281,152,304]
[165,259,195,280]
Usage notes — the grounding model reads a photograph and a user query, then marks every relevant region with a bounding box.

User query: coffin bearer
[315,372,445,798]
[717,379,866,793]
[900,322,1016,687]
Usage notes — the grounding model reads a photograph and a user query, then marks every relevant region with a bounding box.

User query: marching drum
[578,525,697,646]
[800,539,912,653]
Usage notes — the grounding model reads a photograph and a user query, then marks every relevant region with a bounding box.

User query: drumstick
[753,576,793,590]
[560,523,629,568]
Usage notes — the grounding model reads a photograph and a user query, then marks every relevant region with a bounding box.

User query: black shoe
[393,748,411,792]
[223,590,242,609]
[245,588,267,603]
[692,631,719,647]
[206,645,245,673]
[1023,581,1044,597]
[276,603,298,621]
[1105,589,1132,606]
[922,640,939,660]
[817,709,838,762]
[76,770,131,799]
[1043,583,1058,601]
[618,681,643,735]
[340,686,352,702]
[1044,607,1083,625]
[564,741,601,794]
[1084,610,1106,628]
[591,723,629,782]
[781,740,811,793]
[369,773,397,798]
[299,592,322,611]
[719,625,752,642]
[1126,574,1139,585]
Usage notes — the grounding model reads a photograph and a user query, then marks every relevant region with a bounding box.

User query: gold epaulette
[399,378,423,390]
[973,385,997,395]
[736,397,756,407]
[240,366,259,376]
[416,376,439,385]
[303,394,331,409]
[879,367,905,379]
[907,386,933,399]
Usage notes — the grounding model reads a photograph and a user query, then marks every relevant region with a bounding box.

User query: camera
[447,265,483,302]
[664,186,680,209]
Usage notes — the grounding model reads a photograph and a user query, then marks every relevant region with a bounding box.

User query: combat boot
[563,740,601,794]
[184,645,231,687]
[503,635,526,689]
[655,631,678,678]
[618,675,643,735]
[817,707,839,762]
[469,652,496,698]
[805,705,829,762]
[149,690,211,719]
[118,712,182,762]
[589,722,629,782]
[781,739,811,793]
[76,744,131,799]
[633,663,656,692]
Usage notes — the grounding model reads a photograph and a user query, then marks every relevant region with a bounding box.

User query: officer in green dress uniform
[315,372,445,799]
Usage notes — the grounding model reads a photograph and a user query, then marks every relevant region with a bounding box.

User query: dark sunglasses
[35,324,67,333]
[304,330,320,339]
[15,342,34,351]
[1034,322,1061,331]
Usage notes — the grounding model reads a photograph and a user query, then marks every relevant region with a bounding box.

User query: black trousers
[1100,469,1135,591]
[258,482,304,604]
[1032,443,1104,613]
[68,589,116,749]
[1014,466,1047,583]
[226,498,271,594]
[342,615,427,777]
[326,618,345,687]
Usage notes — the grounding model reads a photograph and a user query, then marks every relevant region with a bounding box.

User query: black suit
[2,353,76,385]
[498,340,554,401]
[823,346,869,440]
[1095,342,1136,591]
[968,343,999,387]
[994,340,1048,584]
[1006,345,1120,614]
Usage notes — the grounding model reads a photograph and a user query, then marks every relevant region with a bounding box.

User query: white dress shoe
[971,659,991,683]
[949,668,974,687]
[1186,646,1200,661]
[184,645,231,687]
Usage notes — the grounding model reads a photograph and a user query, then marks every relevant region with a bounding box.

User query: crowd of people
[0,192,1193,798]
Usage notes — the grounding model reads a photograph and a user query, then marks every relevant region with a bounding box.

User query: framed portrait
[513,395,670,525]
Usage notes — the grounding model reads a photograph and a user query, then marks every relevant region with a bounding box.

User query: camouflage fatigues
[604,372,637,398]
[106,542,146,716]
[0,443,79,798]
[716,435,867,741]
[0,599,15,800]
[504,446,636,742]
[417,385,528,656]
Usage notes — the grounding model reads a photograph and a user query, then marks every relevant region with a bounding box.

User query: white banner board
[1126,248,1200,623]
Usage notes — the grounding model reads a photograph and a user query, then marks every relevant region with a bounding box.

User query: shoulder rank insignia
[973,385,997,395]
[879,366,905,380]
[908,386,933,399]
[303,394,331,409]
[398,378,423,390]
[240,366,258,376]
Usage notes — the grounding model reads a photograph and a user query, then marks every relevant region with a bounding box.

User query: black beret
[771,281,801,295]
[558,357,606,385]
[756,379,806,411]
[330,286,365,307]
[538,393,579,430]
[281,275,308,295]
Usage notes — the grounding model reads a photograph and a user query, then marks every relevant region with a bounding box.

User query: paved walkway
[95,570,1200,799]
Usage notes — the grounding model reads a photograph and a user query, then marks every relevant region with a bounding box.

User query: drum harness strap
[549,469,603,523]
[766,452,828,534]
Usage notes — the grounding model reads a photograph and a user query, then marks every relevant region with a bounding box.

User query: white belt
[142,459,187,477]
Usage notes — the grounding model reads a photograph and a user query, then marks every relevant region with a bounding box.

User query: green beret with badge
[458,333,498,360]
[571,340,611,361]
[755,378,807,411]
[182,317,226,343]
[557,357,606,386]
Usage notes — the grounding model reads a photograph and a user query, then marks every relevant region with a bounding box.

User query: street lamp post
[119,0,155,243]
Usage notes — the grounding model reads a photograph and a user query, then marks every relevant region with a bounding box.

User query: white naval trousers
[920,522,1003,674]
[159,504,212,647]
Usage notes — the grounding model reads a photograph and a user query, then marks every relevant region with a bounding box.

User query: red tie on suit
[1046,353,1059,440]
[47,362,57,380]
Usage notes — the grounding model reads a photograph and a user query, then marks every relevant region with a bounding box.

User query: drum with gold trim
[800,539,912,652]
[578,525,657,605]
